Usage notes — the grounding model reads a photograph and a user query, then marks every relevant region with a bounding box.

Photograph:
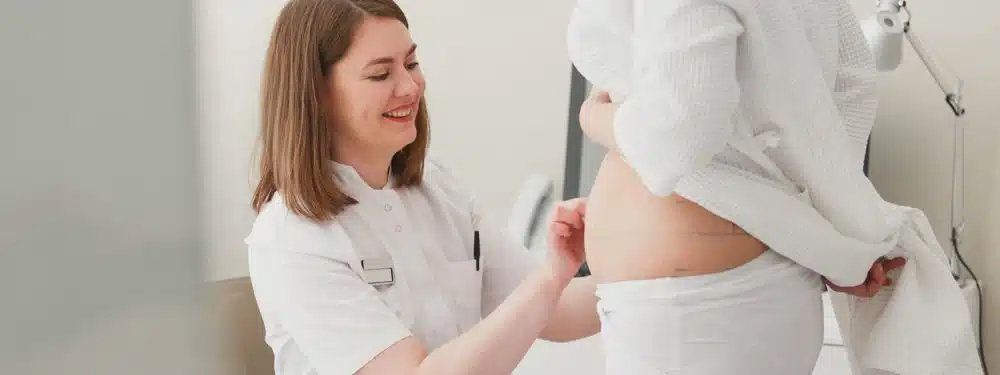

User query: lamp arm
[950,106,967,278]
[903,26,967,116]
[901,19,968,278]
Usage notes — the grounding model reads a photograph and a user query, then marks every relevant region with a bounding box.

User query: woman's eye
[369,72,389,81]
[405,62,419,70]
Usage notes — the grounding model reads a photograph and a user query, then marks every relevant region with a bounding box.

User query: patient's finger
[881,257,906,272]
[870,262,887,286]
[879,258,905,286]
[848,284,874,298]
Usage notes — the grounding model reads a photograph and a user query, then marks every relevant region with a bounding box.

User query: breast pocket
[444,260,483,331]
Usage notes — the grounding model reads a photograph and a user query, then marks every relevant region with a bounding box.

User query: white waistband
[594,250,809,303]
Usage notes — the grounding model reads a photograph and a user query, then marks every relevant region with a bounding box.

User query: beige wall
[849,0,1000,368]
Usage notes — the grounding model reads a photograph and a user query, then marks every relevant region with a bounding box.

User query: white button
[384,204,392,212]
[394,225,403,232]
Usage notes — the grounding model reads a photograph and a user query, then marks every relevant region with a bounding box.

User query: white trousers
[596,250,825,375]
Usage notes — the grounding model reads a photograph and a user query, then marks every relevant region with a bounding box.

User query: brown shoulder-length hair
[251,0,430,223]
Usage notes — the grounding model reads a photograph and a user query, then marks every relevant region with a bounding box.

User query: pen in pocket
[473,230,481,271]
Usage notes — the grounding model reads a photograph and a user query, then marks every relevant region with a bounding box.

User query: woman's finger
[549,221,571,237]
[557,236,571,249]
[566,198,588,218]
[556,223,571,237]
[553,205,583,229]
[559,199,588,227]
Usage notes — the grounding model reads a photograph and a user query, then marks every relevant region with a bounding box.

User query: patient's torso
[585,153,766,283]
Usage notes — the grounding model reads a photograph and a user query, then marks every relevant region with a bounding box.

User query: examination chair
[208,277,274,375]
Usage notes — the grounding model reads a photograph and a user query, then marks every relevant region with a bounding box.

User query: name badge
[361,257,394,287]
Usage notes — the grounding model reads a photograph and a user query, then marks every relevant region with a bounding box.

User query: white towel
[566,0,984,373]
[829,203,983,375]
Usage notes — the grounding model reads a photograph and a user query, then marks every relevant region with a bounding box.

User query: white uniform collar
[329,160,396,198]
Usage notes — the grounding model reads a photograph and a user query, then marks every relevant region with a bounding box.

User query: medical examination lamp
[860,0,968,278]
[863,4,991,370]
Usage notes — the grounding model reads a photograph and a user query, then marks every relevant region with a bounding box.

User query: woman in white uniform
[245,0,599,374]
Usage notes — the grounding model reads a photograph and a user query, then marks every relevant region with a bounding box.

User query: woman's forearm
[540,276,600,342]
[417,263,569,375]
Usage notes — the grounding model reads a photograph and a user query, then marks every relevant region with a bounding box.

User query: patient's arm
[831,0,878,170]
[611,0,745,197]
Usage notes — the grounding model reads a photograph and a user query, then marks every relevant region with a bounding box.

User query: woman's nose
[395,72,421,98]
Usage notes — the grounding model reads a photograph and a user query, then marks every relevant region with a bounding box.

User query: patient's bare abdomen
[584,153,767,282]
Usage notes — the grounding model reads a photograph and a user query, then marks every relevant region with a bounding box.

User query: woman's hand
[824,257,907,298]
[578,88,620,150]
[545,198,588,283]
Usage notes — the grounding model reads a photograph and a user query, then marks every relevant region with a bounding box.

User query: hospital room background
[2,0,998,374]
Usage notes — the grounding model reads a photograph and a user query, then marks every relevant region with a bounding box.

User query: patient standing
[561,0,903,373]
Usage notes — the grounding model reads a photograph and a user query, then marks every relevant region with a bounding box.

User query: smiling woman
[244,1,602,375]
[252,0,430,222]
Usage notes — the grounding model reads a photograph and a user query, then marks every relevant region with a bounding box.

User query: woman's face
[328,16,424,158]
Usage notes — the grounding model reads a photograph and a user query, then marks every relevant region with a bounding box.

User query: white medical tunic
[245,159,542,375]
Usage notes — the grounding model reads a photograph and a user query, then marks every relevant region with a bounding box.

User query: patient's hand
[824,257,906,298]
[579,89,620,151]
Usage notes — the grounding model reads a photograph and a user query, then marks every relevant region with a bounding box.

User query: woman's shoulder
[245,193,355,260]
[416,155,482,221]
[420,155,475,202]
[421,155,457,184]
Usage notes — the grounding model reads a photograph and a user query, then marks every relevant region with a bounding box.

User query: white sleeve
[832,0,878,169]
[471,196,542,316]
[248,244,411,375]
[565,0,634,101]
[614,0,745,196]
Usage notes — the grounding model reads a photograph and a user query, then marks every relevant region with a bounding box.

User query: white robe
[566,0,983,373]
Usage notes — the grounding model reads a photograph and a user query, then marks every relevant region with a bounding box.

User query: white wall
[196,0,576,281]
[396,0,574,218]
[849,0,1000,369]
[195,0,288,281]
